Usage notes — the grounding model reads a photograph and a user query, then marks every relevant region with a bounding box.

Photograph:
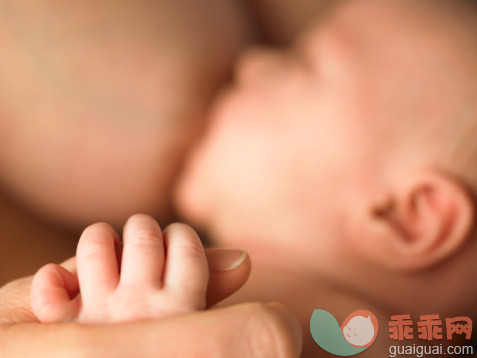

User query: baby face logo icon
[310,309,379,356]
[341,311,378,348]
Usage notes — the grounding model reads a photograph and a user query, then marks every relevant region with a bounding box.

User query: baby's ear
[351,171,474,271]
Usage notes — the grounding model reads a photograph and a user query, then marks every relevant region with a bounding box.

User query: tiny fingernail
[207,249,248,273]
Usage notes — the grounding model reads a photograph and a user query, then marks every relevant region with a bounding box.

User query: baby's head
[177,0,477,315]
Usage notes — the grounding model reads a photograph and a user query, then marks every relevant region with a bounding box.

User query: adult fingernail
[206,249,248,273]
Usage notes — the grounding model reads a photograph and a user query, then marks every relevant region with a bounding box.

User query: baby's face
[176,0,473,258]
[177,1,384,250]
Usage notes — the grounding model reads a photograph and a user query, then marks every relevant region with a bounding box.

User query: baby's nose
[234,46,282,85]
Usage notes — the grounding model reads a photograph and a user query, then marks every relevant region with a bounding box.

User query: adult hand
[0,303,302,358]
[0,250,303,357]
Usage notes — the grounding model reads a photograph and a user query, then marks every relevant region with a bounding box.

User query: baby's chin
[174,171,241,247]
[173,148,211,231]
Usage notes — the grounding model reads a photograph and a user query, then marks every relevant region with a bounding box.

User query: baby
[29,0,477,356]
[175,0,477,356]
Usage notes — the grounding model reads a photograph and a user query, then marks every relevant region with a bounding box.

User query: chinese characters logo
[388,314,472,341]
[311,310,473,356]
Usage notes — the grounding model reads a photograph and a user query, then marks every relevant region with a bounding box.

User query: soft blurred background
[0,0,335,285]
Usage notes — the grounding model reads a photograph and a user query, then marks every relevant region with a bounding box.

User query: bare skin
[0,0,253,228]
[176,1,477,356]
[0,1,334,357]
[0,249,303,357]
[217,248,392,358]
[30,215,249,324]
[2,0,476,357]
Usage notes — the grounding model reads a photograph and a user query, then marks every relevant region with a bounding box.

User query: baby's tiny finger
[120,214,164,288]
[31,264,80,323]
[163,223,208,309]
[77,223,120,300]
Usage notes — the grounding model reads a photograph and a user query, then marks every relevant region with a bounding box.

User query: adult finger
[0,303,302,358]
[0,275,37,324]
[205,248,251,307]
[59,257,77,274]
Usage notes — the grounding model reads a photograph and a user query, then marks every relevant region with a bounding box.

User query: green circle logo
[310,309,379,356]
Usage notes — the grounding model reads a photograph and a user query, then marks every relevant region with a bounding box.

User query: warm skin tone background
[0,0,250,284]
[0,1,326,357]
[2,0,476,357]
[0,0,252,229]
[0,0,330,286]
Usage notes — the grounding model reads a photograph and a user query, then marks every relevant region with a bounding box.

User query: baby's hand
[30,214,209,323]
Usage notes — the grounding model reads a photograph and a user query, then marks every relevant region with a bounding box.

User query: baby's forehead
[295,0,477,141]
[303,0,477,63]
[299,0,477,105]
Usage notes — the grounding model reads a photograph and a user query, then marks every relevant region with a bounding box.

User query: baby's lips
[205,249,248,273]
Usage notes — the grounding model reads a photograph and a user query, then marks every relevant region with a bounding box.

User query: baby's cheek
[174,139,215,228]
[176,101,298,242]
